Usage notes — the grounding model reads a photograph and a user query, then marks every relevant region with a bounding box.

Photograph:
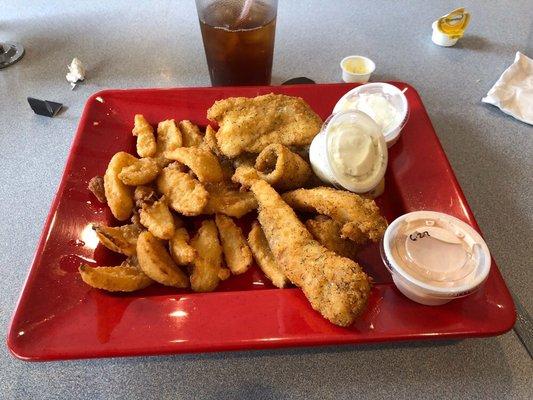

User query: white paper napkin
[482,51,533,125]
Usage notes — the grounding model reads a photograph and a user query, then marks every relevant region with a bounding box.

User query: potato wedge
[215,214,252,275]
[203,125,221,156]
[169,227,196,266]
[305,215,359,260]
[118,157,160,186]
[248,221,289,288]
[156,119,182,153]
[79,263,153,292]
[154,119,183,166]
[178,120,203,147]
[137,231,189,288]
[139,197,175,240]
[93,223,142,256]
[190,220,230,292]
[165,147,224,183]
[132,114,157,157]
[104,151,136,221]
[156,166,208,216]
[203,182,257,218]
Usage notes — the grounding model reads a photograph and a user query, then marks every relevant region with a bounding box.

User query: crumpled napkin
[482,51,533,125]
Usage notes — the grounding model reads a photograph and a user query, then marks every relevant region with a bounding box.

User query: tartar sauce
[340,93,399,133]
[309,111,388,194]
[328,118,386,191]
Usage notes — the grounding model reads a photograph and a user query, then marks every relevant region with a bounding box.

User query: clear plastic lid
[332,83,409,145]
[323,110,388,193]
[383,211,491,292]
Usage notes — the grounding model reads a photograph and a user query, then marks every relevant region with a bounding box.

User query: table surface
[1,1,532,399]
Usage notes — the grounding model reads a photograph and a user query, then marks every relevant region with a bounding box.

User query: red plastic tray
[8,83,516,361]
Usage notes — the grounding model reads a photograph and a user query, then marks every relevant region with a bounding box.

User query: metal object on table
[282,77,316,85]
[0,42,25,69]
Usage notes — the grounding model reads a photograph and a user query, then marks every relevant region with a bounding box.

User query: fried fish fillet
[282,187,387,243]
[250,179,371,327]
[207,94,322,157]
[202,182,257,218]
[305,216,359,260]
[247,221,289,289]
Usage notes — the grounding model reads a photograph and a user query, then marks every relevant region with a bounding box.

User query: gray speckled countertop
[1,1,532,399]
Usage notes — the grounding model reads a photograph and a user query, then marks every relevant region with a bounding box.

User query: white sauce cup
[309,110,388,194]
[333,83,409,148]
[340,56,376,83]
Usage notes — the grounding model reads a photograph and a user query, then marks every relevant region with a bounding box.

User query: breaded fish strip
[250,179,371,327]
[305,216,359,260]
[202,182,257,218]
[248,221,289,289]
[207,94,322,157]
[255,143,312,191]
[282,187,387,243]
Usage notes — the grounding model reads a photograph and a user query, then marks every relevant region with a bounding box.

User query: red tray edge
[8,318,515,362]
[6,83,517,362]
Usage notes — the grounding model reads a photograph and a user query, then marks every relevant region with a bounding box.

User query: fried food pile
[207,93,322,157]
[81,93,388,327]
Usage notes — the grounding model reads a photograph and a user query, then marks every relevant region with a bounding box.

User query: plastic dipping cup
[340,56,375,83]
[309,110,388,194]
[431,21,459,47]
[333,83,409,148]
[381,211,492,305]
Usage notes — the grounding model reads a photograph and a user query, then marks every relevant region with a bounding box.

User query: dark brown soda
[199,1,276,86]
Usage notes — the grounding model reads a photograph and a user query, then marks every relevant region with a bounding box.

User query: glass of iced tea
[195,0,277,86]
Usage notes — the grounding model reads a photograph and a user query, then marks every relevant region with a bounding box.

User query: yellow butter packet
[437,8,470,39]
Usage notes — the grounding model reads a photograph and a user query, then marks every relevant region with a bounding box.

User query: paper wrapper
[482,52,533,125]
